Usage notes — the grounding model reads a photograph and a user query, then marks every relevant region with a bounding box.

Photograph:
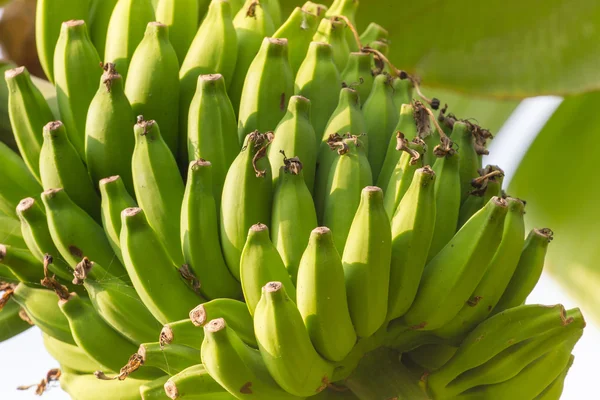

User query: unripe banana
[139,375,171,399]
[84,275,162,345]
[201,318,301,399]
[406,343,458,372]
[457,165,504,229]
[433,197,525,342]
[261,0,281,27]
[155,0,199,63]
[163,364,236,399]
[296,227,356,361]
[120,207,204,324]
[274,7,320,76]
[35,0,91,82]
[0,244,44,284]
[0,265,18,283]
[359,22,388,46]
[132,118,185,266]
[125,22,181,157]
[220,132,273,280]
[190,298,256,347]
[268,96,317,191]
[342,187,392,338]
[85,64,136,194]
[493,228,553,314]
[88,0,119,58]
[237,38,294,142]
[53,20,102,158]
[136,342,199,376]
[0,297,31,342]
[403,197,508,331]
[363,74,399,181]
[386,166,436,321]
[322,137,372,252]
[187,74,240,209]
[41,188,126,280]
[302,2,328,19]
[270,157,317,282]
[383,137,426,220]
[254,282,334,397]
[427,147,461,261]
[240,223,297,315]
[294,42,342,150]
[0,142,42,216]
[340,52,375,104]
[180,0,237,159]
[181,160,241,300]
[99,176,137,264]
[60,370,153,400]
[327,0,360,53]
[451,121,480,204]
[312,17,349,72]
[391,77,414,111]
[104,0,156,79]
[228,0,276,113]
[42,332,103,373]
[227,0,245,15]
[160,318,204,351]
[5,66,54,183]
[0,211,26,249]
[534,356,573,400]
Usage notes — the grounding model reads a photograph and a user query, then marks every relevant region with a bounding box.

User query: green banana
[163,364,236,399]
[41,188,126,280]
[403,196,508,331]
[302,2,328,18]
[40,121,101,221]
[125,22,181,157]
[386,166,436,321]
[189,298,256,347]
[83,276,163,344]
[1,210,27,249]
[240,223,297,315]
[228,0,275,114]
[137,342,199,376]
[297,226,356,361]
[363,73,399,181]
[368,41,390,74]
[88,0,119,58]
[5,66,54,183]
[493,228,554,314]
[53,20,102,159]
[534,355,573,400]
[0,141,42,216]
[60,370,152,400]
[0,297,31,343]
[12,283,75,344]
[99,176,138,264]
[180,0,237,160]
[274,7,320,75]
[427,146,461,261]
[85,63,136,194]
[160,318,204,350]
[270,157,318,283]
[450,121,480,204]
[140,375,171,400]
[132,118,185,266]
[342,186,391,338]
[186,74,240,209]
[42,332,103,373]
[201,318,301,399]
[104,0,156,79]
[261,0,281,27]
[237,37,294,142]
[155,0,199,63]
[35,0,91,82]
[294,41,342,151]
[391,77,413,111]
[226,0,245,15]
[220,132,273,280]
[382,137,426,220]
[340,52,375,104]
[181,160,241,300]
[0,244,44,284]
[359,22,388,46]
[312,17,349,73]
[457,165,504,229]
[322,136,373,252]
[326,0,359,50]
[406,343,458,372]
[254,282,334,397]
[120,207,204,324]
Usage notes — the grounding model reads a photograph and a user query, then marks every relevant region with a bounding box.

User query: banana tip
[0,244,6,260]
[16,197,35,212]
[44,121,63,132]
[122,207,142,217]
[264,281,283,293]
[190,304,207,326]
[5,66,25,79]
[99,176,121,185]
[205,318,226,333]
[41,188,63,198]
[164,379,178,399]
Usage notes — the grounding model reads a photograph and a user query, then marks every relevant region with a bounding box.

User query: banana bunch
[0,0,583,399]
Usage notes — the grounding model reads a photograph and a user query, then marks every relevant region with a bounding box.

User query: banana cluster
[0,0,583,399]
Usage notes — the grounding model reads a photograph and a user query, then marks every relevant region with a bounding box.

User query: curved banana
[132,117,185,266]
[296,227,356,361]
[5,66,54,183]
[359,22,388,46]
[313,17,349,73]
[155,0,199,63]
[294,41,342,151]
[391,77,414,112]
[137,342,199,376]
[160,318,204,350]
[88,0,119,58]
[120,207,204,324]
[53,20,102,159]
[60,370,152,400]
[42,332,103,373]
[0,141,42,216]
[237,37,294,143]
[240,223,297,315]
[403,196,508,331]
[270,157,318,283]
[274,7,320,75]
[340,52,375,105]
[163,364,235,399]
[181,160,242,300]
[139,375,170,399]
[85,64,136,194]
[342,187,391,338]
[190,298,256,347]
[125,22,180,157]
[0,297,32,343]
[450,121,480,204]
[302,2,328,19]
[104,0,156,79]
[0,212,26,249]
[220,132,273,280]
[325,0,360,52]
[534,355,573,400]
[254,282,334,397]
[0,244,44,284]
[261,0,281,27]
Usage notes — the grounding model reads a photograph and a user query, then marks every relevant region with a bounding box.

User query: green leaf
[509,91,600,324]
